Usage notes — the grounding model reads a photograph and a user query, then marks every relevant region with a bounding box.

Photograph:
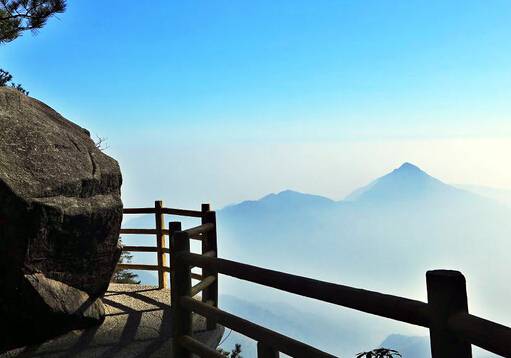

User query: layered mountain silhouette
[124,163,510,356]
[456,184,511,207]
[216,163,511,356]
[344,162,471,203]
[219,163,509,272]
[223,162,496,212]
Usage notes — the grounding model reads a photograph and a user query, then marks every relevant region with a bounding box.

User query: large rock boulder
[23,272,106,324]
[0,87,123,349]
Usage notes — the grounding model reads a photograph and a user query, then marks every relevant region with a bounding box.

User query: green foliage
[0,68,28,94]
[356,348,402,358]
[111,238,141,284]
[217,343,242,357]
[10,82,28,95]
[0,68,11,85]
[0,0,66,43]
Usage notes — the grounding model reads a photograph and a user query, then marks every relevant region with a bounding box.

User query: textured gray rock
[0,87,123,349]
[23,273,106,324]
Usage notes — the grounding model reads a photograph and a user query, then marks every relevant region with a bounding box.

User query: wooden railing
[169,221,511,358]
[119,203,511,357]
[170,218,219,355]
[118,201,215,289]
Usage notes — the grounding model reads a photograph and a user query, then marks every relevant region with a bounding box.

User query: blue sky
[2,1,511,207]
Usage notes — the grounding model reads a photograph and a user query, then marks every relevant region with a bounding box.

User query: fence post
[155,200,168,289]
[168,221,181,291]
[171,223,192,358]
[202,205,218,330]
[427,270,472,358]
[257,342,279,358]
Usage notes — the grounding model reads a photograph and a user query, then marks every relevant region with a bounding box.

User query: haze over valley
[5,1,511,356]
[124,162,509,357]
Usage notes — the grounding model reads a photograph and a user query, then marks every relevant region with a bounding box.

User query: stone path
[1,284,224,358]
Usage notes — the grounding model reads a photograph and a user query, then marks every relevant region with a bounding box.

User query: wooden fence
[119,202,511,357]
[118,200,214,289]
[169,221,511,358]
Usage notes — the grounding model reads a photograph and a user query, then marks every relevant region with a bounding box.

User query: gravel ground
[1,284,224,358]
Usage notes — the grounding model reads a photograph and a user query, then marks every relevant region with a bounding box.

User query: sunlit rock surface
[0,87,123,349]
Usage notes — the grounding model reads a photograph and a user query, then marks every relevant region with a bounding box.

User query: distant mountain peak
[344,163,453,203]
[397,162,421,171]
[260,189,307,201]
[276,189,301,196]
[390,162,429,177]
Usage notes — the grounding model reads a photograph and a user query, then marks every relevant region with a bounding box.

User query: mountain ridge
[216,162,511,357]
[222,189,335,211]
[220,162,497,211]
[122,162,511,357]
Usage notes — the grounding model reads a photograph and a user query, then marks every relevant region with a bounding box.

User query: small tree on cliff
[0,68,28,94]
[217,344,242,358]
[111,238,140,284]
[356,348,401,358]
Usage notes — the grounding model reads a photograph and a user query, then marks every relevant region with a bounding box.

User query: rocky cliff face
[0,87,123,349]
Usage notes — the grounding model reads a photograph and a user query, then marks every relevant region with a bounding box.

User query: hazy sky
[3,1,511,208]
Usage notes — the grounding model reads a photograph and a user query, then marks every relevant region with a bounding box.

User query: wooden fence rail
[118,202,511,357]
[118,200,212,289]
[169,221,511,358]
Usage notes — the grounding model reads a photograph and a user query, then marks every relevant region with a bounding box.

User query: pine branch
[0,0,66,43]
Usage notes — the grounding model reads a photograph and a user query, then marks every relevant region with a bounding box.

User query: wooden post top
[169,221,182,232]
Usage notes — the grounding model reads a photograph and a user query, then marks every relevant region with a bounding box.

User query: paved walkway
[2,284,224,358]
